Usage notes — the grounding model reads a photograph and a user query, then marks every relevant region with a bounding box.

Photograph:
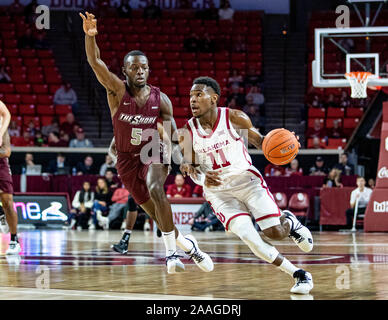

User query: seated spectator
[308,95,323,108]
[246,85,265,107]
[90,178,113,230]
[199,33,215,52]
[105,168,119,190]
[60,113,79,138]
[76,155,98,175]
[47,153,70,175]
[12,129,34,147]
[34,32,49,49]
[323,168,343,188]
[26,119,38,137]
[34,130,46,146]
[333,153,354,175]
[324,93,339,108]
[8,120,21,137]
[218,0,234,21]
[339,91,351,108]
[228,69,244,89]
[264,163,285,177]
[68,181,95,230]
[227,86,246,108]
[244,65,263,88]
[328,119,344,139]
[166,174,192,198]
[97,185,130,230]
[368,178,375,189]
[231,34,246,52]
[59,129,70,144]
[285,159,303,177]
[346,176,372,229]
[117,0,132,18]
[42,117,60,137]
[17,28,35,48]
[53,82,79,114]
[311,137,327,149]
[192,184,204,197]
[100,154,116,176]
[244,104,261,130]
[305,119,327,139]
[9,0,25,16]
[69,127,94,148]
[184,33,200,52]
[0,65,12,83]
[189,202,223,232]
[47,131,68,147]
[143,0,161,19]
[17,152,36,174]
[309,156,329,176]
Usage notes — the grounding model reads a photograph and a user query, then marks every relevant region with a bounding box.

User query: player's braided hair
[123,50,147,64]
[193,76,221,96]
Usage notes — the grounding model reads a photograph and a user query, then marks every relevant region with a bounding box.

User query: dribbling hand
[79,11,98,36]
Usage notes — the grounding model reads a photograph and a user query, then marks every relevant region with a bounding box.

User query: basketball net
[345,71,378,99]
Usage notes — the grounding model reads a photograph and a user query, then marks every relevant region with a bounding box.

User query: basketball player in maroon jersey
[0,100,21,255]
[80,12,213,273]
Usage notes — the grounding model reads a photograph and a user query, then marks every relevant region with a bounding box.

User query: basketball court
[1,230,388,300]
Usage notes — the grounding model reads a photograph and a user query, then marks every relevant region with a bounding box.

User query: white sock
[278,258,299,277]
[124,229,132,234]
[162,230,177,257]
[176,231,194,252]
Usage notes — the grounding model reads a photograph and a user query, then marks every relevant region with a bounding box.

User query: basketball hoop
[345,71,378,99]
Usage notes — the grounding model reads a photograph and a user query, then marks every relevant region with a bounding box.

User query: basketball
[262,129,299,165]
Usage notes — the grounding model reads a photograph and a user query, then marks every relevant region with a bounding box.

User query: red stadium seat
[308,108,325,118]
[45,74,62,84]
[181,53,196,61]
[0,84,14,93]
[274,192,288,210]
[11,74,27,83]
[24,58,40,67]
[160,77,176,86]
[175,118,187,128]
[48,85,61,94]
[20,49,36,58]
[327,107,344,118]
[23,116,40,127]
[3,94,21,104]
[327,138,347,149]
[37,50,54,58]
[288,193,310,223]
[346,107,364,118]
[20,94,37,104]
[37,95,53,104]
[307,138,327,149]
[182,61,198,70]
[14,83,32,93]
[7,104,18,115]
[307,118,324,128]
[55,105,72,115]
[3,48,19,57]
[41,116,54,126]
[160,87,176,96]
[40,58,56,67]
[343,118,360,129]
[199,61,214,71]
[37,104,55,115]
[174,107,191,118]
[27,74,44,84]
[326,118,342,128]
[168,69,184,78]
[19,104,36,115]
[32,84,49,94]
[167,61,182,69]
[178,86,191,96]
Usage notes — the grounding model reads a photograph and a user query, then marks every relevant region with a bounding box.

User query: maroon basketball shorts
[0,179,14,195]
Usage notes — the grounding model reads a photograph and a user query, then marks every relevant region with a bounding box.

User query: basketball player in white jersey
[179,77,313,294]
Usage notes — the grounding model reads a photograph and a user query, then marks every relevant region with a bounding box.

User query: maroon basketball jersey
[112,84,160,154]
[0,157,13,183]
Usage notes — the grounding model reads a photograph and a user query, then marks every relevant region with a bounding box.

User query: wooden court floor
[1,229,388,300]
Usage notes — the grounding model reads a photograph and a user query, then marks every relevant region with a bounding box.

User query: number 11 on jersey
[207,149,231,170]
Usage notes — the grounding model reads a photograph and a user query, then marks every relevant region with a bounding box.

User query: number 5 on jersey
[131,128,142,145]
[207,149,231,170]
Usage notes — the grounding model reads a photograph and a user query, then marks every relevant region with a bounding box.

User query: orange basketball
[262,129,299,165]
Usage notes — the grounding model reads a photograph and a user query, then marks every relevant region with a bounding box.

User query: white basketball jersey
[187,107,252,182]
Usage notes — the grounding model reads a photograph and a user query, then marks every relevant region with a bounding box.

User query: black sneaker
[111,239,129,254]
[156,228,162,238]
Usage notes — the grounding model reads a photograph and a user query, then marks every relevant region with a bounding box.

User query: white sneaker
[96,211,109,230]
[0,214,9,234]
[144,221,151,231]
[69,219,76,229]
[120,221,126,230]
[166,253,185,274]
[6,241,21,255]
[185,234,214,272]
[284,210,313,253]
[290,269,313,294]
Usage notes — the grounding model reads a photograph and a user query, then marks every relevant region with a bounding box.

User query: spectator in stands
[192,185,204,197]
[98,184,130,230]
[9,0,25,16]
[76,155,98,175]
[305,119,327,139]
[68,181,95,230]
[184,33,200,52]
[333,153,354,175]
[69,127,94,148]
[8,120,21,137]
[199,33,216,52]
[339,91,351,108]
[42,117,60,138]
[59,129,70,144]
[285,159,304,177]
[246,85,265,107]
[244,65,263,89]
[328,119,344,139]
[228,69,244,89]
[117,0,132,18]
[189,202,223,232]
[24,0,38,23]
[218,0,234,21]
[47,131,67,147]
[0,65,12,83]
[34,130,46,146]
[368,178,375,189]
[33,32,49,50]
[232,34,246,53]
[47,153,70,175]
[264,163,285,177]
[324,93,339,108]
[166,174,192,198]
[244,104,262,130]
[13,129,34,147]
[17,28,35,48]
[105,168,119,190]
[323,168,343,188]
[311,137,326,149]
[90,178,113,230]
[17,152,36,174]
[309,156,329,176]
[53,82,79,114]
[309,95,323,108]
[346,176,372,228]
[100,154,116,176]
[60,113,79,138]
[26,119,38,137]
[227,86,246,108]
[143,0,162,19]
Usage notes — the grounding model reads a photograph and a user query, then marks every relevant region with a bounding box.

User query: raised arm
[80,12,123,95]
